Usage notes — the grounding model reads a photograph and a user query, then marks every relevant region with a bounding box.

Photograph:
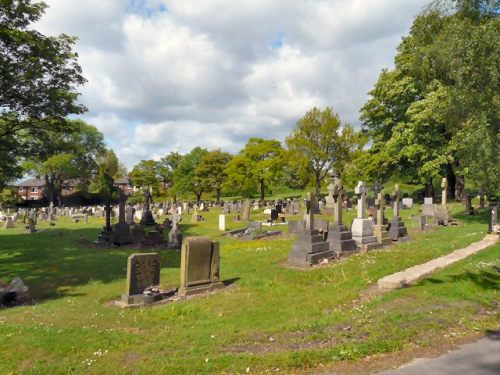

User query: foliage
[157,152,183,186]
[225,138,283,200]
[23,119,105,204]
[360,2,499,198]
[172,147,208,201]
[196,149,232,202]
[286,107,363,195]
[0,0,86,185]
[0,186,18,208]
[129,159,162,194]
[97,149,127,179]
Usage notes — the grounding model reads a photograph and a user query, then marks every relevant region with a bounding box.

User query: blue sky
[37,0,431,169]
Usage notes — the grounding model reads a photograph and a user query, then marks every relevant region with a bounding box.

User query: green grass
[0,204,497,374]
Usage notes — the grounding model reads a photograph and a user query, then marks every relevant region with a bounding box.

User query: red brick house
[16,178,46,200]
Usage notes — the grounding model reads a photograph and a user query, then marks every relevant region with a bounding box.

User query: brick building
[16,178,46,201]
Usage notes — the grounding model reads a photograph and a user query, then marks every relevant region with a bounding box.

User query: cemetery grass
[0,206,498,374]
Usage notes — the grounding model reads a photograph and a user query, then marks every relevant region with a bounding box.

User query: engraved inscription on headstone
[123,253,160,301]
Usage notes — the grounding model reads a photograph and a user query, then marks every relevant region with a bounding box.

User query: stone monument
[388,184,409,242]
[373,192,392,246]
[436,178,451,225]
[167,212,182,249]
[326,177,357,255]
[351,181,381,251]
[178,237,223,296]
[140,187,156,226]
[287,192,333,266]
[121,253,161,305]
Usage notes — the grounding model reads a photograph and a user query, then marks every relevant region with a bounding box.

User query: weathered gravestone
[178,237,223,296]
[121,253,161,305]
[241,199,251,221]
[140,188,156,226]
[112,192,133,245]
[351,181,381,251]
[326,177,357,255]
[373,192,392,246]
[435,178,452,225]
[388,184,409,242]
[2,217,15,229]
[402,198,413,209]
[487,204,498,234]
[167,213,182,249]
[218,214,226,231]
[287,192,333,267]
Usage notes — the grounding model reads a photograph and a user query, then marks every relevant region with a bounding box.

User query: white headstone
[424,197,433,205]
[402,198,413,208]
[218,214,226,231]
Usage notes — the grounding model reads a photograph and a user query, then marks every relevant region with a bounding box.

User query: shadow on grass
[418,266,500,290]
[0,226,181,301]
[453,209,489,225]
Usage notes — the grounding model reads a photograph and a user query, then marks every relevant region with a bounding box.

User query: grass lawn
[0,204,498,374]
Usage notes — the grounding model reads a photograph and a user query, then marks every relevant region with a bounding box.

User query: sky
[36,0,431,168]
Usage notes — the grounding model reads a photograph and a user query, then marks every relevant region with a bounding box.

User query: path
[378,234,498,290]
[378,332,500,374]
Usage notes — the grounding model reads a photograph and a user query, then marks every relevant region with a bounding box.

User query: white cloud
[37,0,431,167]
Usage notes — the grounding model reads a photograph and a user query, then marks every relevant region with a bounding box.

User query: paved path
[379,333,500,375]
[378,234,498,290]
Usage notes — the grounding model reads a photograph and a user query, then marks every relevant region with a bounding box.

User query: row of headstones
[121,236,223,306]
[288,180,409,267]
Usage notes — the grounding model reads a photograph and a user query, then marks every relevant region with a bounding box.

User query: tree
[158,152,183,186]
[196,149,232,202]
[225,138,283,200]
[286,107,362,196]
[90,162,119,232]
[360,1,499,199]
[97,149,127,179]
[23,119,105,204]
[172,147,208,202]
[0,187,18,209]
[129,160,162,194]
[0,0,86,186]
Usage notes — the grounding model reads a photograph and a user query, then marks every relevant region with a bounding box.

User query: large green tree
[225,138,283,200]
[24,120,105,204]
[196,149,232,202]
[129,159,162,194]
[172,147,208,202]
[361,0,499,199]
[286,107,362,196]
[0,0,86,185]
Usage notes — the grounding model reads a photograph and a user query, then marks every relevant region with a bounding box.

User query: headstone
[402,198,413,209]
[351,181,381,251]
[287,192,333,267]
[218,214,226,231]
[125,206,134,224]
[441,178,448,206]
[112,192,133,245]
[178,237,223,296]
[26,218,37,233]
[327,177,357,255]
[373,192,392,246]
[324,179,335,215]
[2,217,15,229]
[167,213,182,249]
[436,178,451,225]
[140,187,156,226]
[424,197,433,205]
[487,204,498,234]
[388,184,409,242]
[241,199,251,221]
[121,253,161,305]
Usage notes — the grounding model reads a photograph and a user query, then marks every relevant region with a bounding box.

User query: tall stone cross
[392,183,401,218]
[304,192,316,230]
[144,186,152,213]
[355,181,368,219]
[375,192,384,227]
[118,190,127,225]
[441,178,448,206]
[372,181,383,197]
[332,177,344,225]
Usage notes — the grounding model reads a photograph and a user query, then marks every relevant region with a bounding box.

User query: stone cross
[332,177,344,225]
[441,178,448,206]
[392,183,401,217]
[355,181,368,219]
[375,192,384,226]
[144,186,152,214]
[304,192,316,230]
[372,181,383,197]
[118,191,127,225]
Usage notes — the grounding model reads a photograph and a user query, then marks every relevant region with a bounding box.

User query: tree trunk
[449,161,464,201]
[196,192,202,202]
[259,179,265,201]
[425,178,434,198]
[216,188,221,203]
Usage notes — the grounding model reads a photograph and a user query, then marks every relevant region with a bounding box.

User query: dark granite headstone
[487,204,498,234]
[121,253,160,304]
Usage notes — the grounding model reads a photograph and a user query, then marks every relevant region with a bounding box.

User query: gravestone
[2,217,15,229]
[487,204,498,234]
[324,179,335,216]
[121,253,161,305]
[112,192,133,245]
[402,198,413,209]
[241,199,251,221]
[373,192,392,246]
[25,218,38,233]
[326,177,357,255]
[424,197,433,205]
[125,205,134,224]
[435,178,451,225]
[388,184,409,242]
[287,192,333,267]
[178,237,223,296]
[351,181,381,251]
[167,213,182,249]
[140,187,156,226]
[464,194,474,215]
[218,214,226,231]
